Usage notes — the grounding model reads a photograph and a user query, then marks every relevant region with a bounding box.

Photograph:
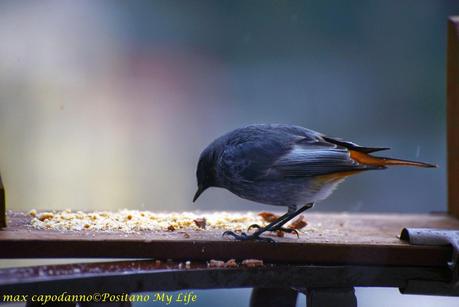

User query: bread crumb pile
[29,209,265,233]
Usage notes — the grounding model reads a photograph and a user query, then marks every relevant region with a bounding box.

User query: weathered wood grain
[1,211,458,267]
[448,17,459,219]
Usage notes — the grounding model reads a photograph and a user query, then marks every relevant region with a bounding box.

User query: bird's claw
[277,227,300,238]
[222,230,275,243]
[247,224,261,232]
[222,230,246,239]
[248,224,300,238]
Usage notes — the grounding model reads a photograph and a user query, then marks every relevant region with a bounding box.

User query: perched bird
[193,124,436,242]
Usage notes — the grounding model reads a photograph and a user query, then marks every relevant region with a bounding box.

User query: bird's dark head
[193,146,219,202]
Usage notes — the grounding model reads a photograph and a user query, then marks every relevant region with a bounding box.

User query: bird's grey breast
[227,176,338,206]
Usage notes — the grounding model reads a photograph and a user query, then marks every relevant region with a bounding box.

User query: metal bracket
[250,288,298,307]
[0,172,5,228]
[400,228,459,296]
[305,288,357,307]
[293,287,357,307]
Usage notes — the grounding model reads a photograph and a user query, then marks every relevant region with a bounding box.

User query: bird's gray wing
[269,142,371,178]
[265,123,390,153]
[218,129,372,182]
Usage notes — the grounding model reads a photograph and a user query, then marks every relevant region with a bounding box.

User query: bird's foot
[247,224,262,232]
[222,230,275,243]
[248,224,299,238]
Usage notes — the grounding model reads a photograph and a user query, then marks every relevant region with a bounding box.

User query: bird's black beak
[193,186,206,202]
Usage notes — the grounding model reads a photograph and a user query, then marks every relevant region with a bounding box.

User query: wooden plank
[448,16,459,219]
[0,174,5,228]
[1,211,458,267]
[0,260,452,295]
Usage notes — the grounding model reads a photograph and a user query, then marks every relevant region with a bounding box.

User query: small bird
[193,124,436,242]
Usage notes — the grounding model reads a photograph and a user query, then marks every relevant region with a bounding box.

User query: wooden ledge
[0,260,452,295]
[1,211,458,267]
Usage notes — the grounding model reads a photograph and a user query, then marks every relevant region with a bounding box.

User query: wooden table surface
[1,211,458,267]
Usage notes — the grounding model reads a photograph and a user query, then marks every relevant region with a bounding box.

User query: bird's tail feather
[349,150,437,168]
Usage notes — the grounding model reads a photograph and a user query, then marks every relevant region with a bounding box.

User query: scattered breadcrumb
[289,215,307,230]
[224,259,238,268]
[183,232,190,239]
[29,209,37,217]
[208,260,225,268]
[193,218,206,229]
[258,212,279,223]
[30,210,270,233]
[242,259,264,267]
[38,212,54,222]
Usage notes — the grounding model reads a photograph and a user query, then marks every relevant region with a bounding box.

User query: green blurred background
[0,0,454,214]
[0,0,456,213]
[0,1,458,306]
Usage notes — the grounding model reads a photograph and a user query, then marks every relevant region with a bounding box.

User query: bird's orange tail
[349,150,437,168]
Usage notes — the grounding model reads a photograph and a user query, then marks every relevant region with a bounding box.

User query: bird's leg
[248,203,313,238]
[223,203,314,242]
[247,205,300,235]
[250,204,312,233]
[267,203,314,232]
[247,209,294,232]
[223,210,293,243]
